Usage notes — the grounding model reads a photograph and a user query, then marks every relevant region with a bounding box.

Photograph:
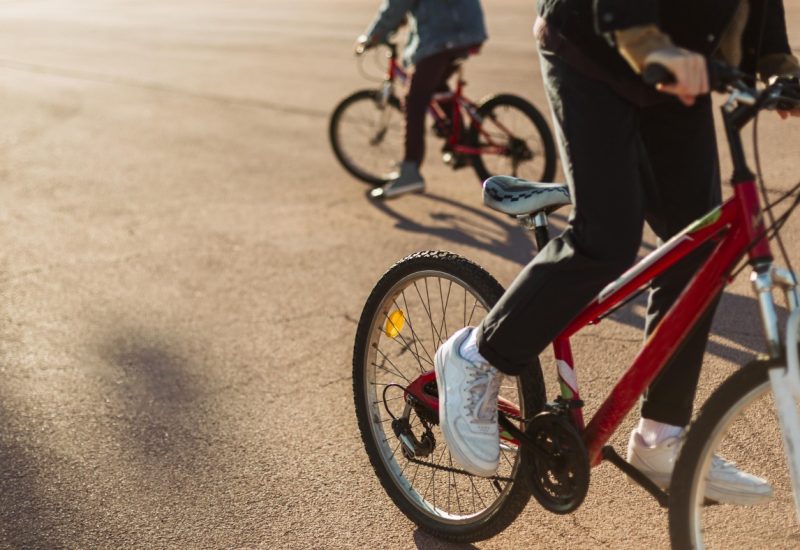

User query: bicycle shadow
[367,190,538,265]
[413,529,478,549]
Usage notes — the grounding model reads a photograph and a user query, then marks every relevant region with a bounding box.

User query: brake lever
[773,76,800,112]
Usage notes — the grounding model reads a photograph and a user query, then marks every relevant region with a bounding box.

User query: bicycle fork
[755,263,800,522]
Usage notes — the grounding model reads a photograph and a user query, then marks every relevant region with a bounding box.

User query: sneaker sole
[371,183,425,200]
[704,485,774,506]
[631,463,773,506]
[434,346,496,478]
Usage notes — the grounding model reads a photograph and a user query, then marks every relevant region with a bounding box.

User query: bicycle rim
[471,96,555,183]
[675,364,800,549]
[331,90,403,185]
[357,264,528,530]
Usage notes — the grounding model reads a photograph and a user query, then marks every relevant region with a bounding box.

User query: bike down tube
[575,193,757,466]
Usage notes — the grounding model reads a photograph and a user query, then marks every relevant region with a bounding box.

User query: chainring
[522,411,590,514]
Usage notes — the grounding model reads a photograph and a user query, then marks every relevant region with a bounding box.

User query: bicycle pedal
[442,151,468,169]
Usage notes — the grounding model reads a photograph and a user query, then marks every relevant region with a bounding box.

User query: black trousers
[404,47,471,164]
[476,51,722,427]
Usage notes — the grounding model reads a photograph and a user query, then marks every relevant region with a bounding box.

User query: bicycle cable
[753,112,798,277]
[730,3,798,281]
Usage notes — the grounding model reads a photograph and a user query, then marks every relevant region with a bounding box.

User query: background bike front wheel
[329,89,404,186]
[352,251,546,542]
[669,359,800,549]
[467,93,557,184]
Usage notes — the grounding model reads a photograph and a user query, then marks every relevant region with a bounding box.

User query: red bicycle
[329,42,557,186]
[352,64,800,546]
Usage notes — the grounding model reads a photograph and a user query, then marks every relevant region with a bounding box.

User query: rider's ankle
[635,417,684,447]
[459,327,488,365]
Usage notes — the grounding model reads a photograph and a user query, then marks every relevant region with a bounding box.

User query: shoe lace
[464,364,502,424]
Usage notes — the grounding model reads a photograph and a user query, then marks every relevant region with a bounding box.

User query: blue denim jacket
[365,0,488,66]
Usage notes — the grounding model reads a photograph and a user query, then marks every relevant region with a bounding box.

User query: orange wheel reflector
[385,310,405,338]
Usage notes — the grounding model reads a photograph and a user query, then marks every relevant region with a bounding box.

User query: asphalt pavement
[1,1,799,548]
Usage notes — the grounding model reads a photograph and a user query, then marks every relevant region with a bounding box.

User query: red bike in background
[329,42,557,187]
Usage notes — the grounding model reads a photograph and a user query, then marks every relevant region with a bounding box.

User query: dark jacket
[365,0,487,66]
[538,0,792,103]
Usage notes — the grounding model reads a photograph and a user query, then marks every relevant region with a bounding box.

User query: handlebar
[642,59,800,115]
[355,36,398,58]
[642,59,749,93]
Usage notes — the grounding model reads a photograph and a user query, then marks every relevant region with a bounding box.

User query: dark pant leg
[476,52,646,376]
[638,95,723,426]
[404,50,464,164]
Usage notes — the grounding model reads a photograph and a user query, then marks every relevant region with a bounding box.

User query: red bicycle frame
[558,176,769,465]
[384,47,517,159]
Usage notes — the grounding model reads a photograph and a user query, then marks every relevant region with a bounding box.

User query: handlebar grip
[642,63,676,86]
[643,59,748,92]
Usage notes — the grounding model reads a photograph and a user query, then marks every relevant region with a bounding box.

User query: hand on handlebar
[354,34,376,55]
[644,47,709,106]
[773,76,800,119]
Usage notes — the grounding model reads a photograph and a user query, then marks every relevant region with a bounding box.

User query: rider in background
[434,0,800,502]
[357,0,487,199]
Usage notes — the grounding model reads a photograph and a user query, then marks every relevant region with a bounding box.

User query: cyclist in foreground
[357,0,487,199]
[435,0,800,503]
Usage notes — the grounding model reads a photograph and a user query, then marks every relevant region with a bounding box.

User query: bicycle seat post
[517,212,551,250]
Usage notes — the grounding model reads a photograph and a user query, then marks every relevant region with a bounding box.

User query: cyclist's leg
[404,49,465,165]
[475,51,646,376]
[372,51,460,197]
[637,94,722,426]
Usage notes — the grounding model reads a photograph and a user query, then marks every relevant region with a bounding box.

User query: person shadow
[367,189,538,266]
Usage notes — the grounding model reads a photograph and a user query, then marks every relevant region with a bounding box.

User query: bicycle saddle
[482,176,571,216]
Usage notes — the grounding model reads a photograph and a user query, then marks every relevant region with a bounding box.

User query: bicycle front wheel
[468,94,557,184]
[352,251,546,542]
[669,359,800,549]
[329,89,404,186]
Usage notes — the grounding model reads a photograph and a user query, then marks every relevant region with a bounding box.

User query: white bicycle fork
[764,265,800,522]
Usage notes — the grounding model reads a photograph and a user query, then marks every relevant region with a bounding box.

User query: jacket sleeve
[593,0,659,35]
[741,0,797,79]
[364,0,415,43]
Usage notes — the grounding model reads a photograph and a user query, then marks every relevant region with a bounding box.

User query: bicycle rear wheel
[669,359,800,549]
[468,94,557,184]
[329,89,404,185]
[353,251,546,542]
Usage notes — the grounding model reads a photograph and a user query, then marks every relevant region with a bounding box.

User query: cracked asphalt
[0,1,799,548]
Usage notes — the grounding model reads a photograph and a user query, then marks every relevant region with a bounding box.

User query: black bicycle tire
[668,359,780,549]
[329,89,403,186]
[352,250,546,542]
[467,93,557,184]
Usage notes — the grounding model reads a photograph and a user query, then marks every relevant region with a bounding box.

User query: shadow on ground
[368,190,538,265]
[413,529,478,549]
[96,328,213,467]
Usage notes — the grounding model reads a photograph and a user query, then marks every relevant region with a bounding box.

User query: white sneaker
[435,327,503,477]
[370,161,425,199]
[627,431,774,505]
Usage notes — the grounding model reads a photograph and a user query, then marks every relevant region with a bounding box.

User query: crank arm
[497,413,553,460]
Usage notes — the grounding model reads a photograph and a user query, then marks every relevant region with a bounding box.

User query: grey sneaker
[370,161,425,199]
[627,431,774,505]
[435,327,503,477]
